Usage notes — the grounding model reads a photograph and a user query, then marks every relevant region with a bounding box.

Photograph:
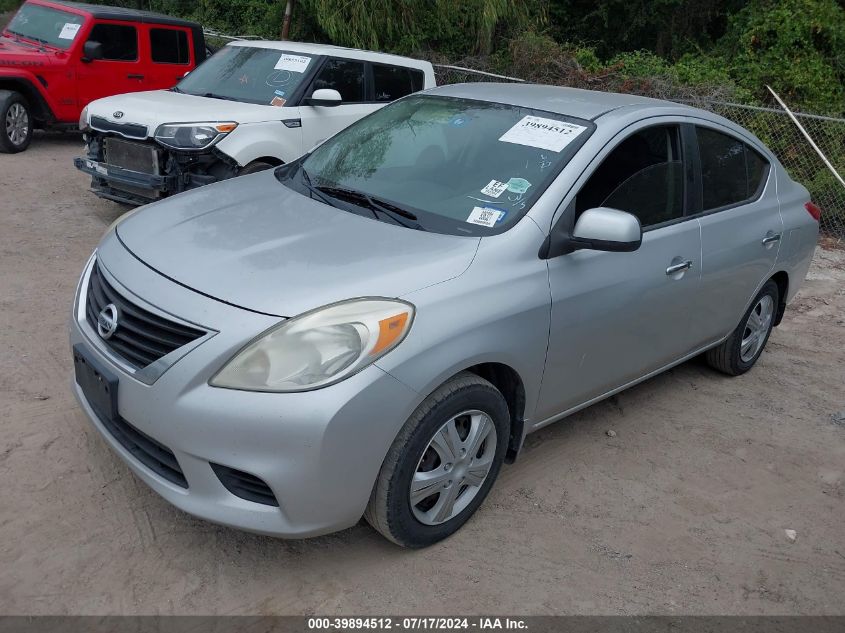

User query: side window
[576,125,685,228]
[410,69,424,92]
[88,24,138,61]
[150,28,190,65]
[372,64,418,102]
[312,59,365,102]
[697,127,769,211]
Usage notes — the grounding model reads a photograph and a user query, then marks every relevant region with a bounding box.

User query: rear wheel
[0,91,33,153]
[365,372,509,548]
[706,280,779,376]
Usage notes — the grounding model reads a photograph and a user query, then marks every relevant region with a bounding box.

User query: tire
[0,90,33,153]
[238,160,276,176]
[365,371,509,548]
[706,280,779,376]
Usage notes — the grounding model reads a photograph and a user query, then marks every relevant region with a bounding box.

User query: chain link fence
[434,65,845,242]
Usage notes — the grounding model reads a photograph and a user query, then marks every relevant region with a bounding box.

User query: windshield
[177,45,318,106]
[295,95,594,235]
[4,3,84,50]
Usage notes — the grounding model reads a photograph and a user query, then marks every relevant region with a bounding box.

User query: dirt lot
[1,133,844,615]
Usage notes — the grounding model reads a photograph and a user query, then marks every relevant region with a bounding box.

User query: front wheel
[365,372,509,548]
[0,90,33,153]
[706,280,779,376]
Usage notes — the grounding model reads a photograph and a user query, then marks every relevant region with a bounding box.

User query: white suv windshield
[177,45,317,105]
[5,4,84,50]
[297,95,594,235]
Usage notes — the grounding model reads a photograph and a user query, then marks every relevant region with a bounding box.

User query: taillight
[805,201,821,221]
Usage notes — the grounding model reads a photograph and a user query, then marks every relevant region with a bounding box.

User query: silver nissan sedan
[70,84,819,547]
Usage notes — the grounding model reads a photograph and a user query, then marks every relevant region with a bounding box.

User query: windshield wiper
[316,186,424,230]
[170,86,183,93]
[199,92,240,102]
[296,164,341,208]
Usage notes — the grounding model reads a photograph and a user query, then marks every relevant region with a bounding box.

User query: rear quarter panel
[774,165,818,303]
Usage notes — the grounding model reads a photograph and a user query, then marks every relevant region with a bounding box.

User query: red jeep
[0,0,206,152]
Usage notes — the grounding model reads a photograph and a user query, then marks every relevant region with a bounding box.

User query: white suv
[75,40,435,205]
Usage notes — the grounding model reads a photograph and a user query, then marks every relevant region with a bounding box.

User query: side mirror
[305,88,342,107]
[540,207,642,259]
[82,41,103,62]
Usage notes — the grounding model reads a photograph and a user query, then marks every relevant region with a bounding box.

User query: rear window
[372,64,424,102]
[150,28,190,64]
[697,127,770,211]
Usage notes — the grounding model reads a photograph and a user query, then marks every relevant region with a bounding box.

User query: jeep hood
[87,89,296,135]
[0,35,52,64]
[114,171,479,317]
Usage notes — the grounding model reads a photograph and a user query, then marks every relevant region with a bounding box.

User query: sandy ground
[1,133,844,616]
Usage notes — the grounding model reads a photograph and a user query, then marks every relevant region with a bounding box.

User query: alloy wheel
[5,103,29,146]
[740,294,774,362]
[410,409,497,525]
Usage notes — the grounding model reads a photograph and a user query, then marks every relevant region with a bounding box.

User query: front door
[536,123,704,423]
[299,58,382,152]
[76,21,145,108]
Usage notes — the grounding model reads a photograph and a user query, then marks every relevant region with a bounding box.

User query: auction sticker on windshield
[274,54,311,73]
[58,23,82,40]
[467,206,506,227]
[480,180,508,198]
[499,115,586,153]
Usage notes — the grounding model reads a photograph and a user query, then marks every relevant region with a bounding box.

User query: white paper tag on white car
[480,180,508,198]
[467,206,505,227]
[499,116,587,153]
[58,23,82,40]
[274,54,311,73]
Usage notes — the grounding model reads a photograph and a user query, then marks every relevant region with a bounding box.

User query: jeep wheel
[0,91,33,153]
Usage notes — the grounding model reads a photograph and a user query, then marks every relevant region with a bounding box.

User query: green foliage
[0,0,22,13]
[716,0,845,114]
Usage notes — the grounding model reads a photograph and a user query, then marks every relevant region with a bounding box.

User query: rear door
[146,25,194,89]
[76,21,144,106]
[692,124,781,345]
[298,57,379,151]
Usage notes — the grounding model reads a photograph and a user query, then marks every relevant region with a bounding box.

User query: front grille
[99,411,188,488]
[91,116,148,139]
[104,137,160,175]
[211,464,279,506]
[86,262,205,370]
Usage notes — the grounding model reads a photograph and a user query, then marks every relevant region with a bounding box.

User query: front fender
[214,119,303,167]
[0,69,55,121]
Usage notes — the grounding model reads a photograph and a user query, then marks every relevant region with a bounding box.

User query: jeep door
[145,25,195,90]
[76,21,145,107]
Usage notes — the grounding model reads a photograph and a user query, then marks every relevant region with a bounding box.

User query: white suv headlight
[79,105,90,132]
[154,121,238,151]
[210,299,415,392]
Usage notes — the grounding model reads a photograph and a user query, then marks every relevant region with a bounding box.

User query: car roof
[228,40,433,71]
[428,83,683,121]
[38,0,201,29]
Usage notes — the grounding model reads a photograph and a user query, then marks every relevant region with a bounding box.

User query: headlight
[154,121,238,150]
[79,105,89,132]
[210,298,415,392]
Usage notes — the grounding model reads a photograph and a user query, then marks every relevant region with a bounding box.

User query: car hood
[86,90,294,136]
[0,36,53,64]
[115,172,479,317]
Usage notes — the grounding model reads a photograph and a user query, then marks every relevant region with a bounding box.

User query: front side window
[372,64,421,102]
[576,125,685,228]
[150,28,190,65]
[697,127,769,211]
[312,59,365,102]
[177,45,317,105]
[4,3,84,50]
[88,24,138,61]
[290,95,594,236]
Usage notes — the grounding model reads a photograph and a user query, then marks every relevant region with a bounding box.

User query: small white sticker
[480,180,508,198]
[58,23,82,40]
[274,54,311,73]
[467,206,505,227]
[499,115,587,153]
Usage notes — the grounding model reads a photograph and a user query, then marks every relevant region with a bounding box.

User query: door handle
[666,260,693,275]
[761,233,782,245]
[127,74,144,80]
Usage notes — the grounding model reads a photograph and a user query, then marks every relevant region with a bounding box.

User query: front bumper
[70,243,421,538]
